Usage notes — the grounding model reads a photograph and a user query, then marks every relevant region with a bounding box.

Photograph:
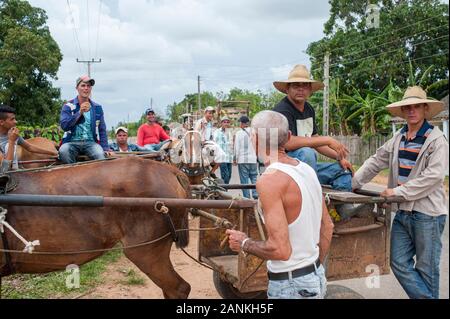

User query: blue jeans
[287,147,352,191]
[59,141,105,164]
[219,163,232,184]
[142,141,166,152]
[390,211,447,299]
[267,264,327,299]
[238,163,258,199]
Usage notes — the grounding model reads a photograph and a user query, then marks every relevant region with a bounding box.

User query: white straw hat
[273,64,324,94]
[386,86,444,120]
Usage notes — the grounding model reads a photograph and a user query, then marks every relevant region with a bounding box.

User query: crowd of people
[0,64,447,300]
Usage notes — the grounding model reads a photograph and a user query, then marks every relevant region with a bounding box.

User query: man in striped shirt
[352,86,448,299]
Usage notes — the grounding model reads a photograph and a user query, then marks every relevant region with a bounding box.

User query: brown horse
[16,137,59,169]
[0,157,191,298]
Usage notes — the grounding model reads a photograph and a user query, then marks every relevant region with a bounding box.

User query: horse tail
[175,172,191,248]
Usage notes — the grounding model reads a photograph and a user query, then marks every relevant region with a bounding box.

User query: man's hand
[339,159,354,175]
[381,188,395,198]
[80,102,91,114]
[225,229,248,252]
[104,151,115,157]
[328,138,349,160]
[8,127,20,143]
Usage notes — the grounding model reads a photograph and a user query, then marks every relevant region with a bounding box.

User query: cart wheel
[325,284,364,299]
[213,271,266,299]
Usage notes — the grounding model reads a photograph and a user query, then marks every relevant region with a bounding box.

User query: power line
[87,0,91,59]
[323,23,448,63]
[327,34,448,69]
[94,0,103,59]
[314,13,448,60]
[66,0,84,60]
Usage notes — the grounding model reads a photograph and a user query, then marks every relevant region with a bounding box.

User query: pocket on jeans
[412,212,434,222]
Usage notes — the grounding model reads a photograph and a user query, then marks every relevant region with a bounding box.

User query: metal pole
[0,194,257,209]
[323,52,330,136]
[197,75,201,113]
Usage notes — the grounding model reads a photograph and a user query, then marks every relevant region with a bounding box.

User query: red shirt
[137,123,170,146]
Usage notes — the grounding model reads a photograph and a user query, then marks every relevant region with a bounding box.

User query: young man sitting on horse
[137,108,171,152]
[0,105,59,172]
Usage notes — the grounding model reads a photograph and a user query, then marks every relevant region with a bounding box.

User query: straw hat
[273,64,324,94]
[386,86,444,120]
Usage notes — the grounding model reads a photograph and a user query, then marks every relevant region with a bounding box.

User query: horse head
[167,131,210,183]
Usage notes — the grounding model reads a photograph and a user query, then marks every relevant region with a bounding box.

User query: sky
[26,0,331,128]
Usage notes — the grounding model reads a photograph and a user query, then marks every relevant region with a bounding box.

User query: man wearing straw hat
[353,86,448,299]
[273,64,353,192]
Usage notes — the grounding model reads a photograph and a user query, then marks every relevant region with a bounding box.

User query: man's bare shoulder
[257,169,291,193]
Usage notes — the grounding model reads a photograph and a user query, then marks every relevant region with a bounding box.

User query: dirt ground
[79,217,221,299]
[78,174,448,299]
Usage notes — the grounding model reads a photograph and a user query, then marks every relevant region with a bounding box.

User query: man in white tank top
[226,110,334,299]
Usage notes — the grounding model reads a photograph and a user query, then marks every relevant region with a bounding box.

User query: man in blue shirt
[59,75,112,164]
[109,126,144,152]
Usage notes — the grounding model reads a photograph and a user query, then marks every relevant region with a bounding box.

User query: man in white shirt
[233,116,258,199]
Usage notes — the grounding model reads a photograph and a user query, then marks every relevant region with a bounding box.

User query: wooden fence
[318,135,390,166]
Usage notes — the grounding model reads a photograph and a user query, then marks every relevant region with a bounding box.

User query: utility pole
[323,52,330,136]
[150,98,153,109]
[197,75,202,113]
[76,58,102,77]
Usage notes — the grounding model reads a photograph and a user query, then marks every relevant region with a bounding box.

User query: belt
[268,259,320,281]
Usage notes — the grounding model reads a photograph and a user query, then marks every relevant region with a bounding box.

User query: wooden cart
[197,184,397,299]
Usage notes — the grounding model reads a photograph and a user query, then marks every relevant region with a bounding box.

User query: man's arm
[319,197,334,263]
[387,139,448,200]
[159,125,170,141]
[98,111,110,151]
[285,135,349,160]
[352,138,393,190]
[60,104,83,131]
[136,125,145,147]
[21,140,58,157]
[226,174,292,260]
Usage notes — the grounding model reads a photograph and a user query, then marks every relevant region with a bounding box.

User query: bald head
[251,111,290,150]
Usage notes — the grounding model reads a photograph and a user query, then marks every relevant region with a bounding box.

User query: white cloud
[27,0,330,127]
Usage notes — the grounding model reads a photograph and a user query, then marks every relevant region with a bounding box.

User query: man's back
[260,160,322,272]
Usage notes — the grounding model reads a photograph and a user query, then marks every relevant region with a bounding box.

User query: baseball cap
[115,126,128,134]
[76,75,95,87]
[145,108,155,115]
[221,116,230,122]
[204,106,215,113]
[239,115,250,124]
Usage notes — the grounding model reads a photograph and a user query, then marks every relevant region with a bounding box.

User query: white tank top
[264,161,323,273]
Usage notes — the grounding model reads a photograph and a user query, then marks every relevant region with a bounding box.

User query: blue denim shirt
[109,142,144,152]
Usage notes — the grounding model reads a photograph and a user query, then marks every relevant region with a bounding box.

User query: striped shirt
[398,120,434,186]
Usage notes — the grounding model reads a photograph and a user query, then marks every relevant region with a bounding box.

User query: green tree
[307,0,449,99]
[0,0,62,126]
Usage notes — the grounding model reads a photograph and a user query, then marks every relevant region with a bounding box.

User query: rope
[0,233,172,255]
[0,226,221,255]
[179,247,215,271]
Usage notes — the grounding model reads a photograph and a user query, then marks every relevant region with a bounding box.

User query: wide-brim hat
[386,86,444,120]
[273,64,324,94]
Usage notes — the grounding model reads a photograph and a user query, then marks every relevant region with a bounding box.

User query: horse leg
[122,239,191,299]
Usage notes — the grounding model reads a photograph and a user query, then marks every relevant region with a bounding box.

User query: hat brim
[273,78,324,94]
[386,98,444,120]
[77,79,95,87]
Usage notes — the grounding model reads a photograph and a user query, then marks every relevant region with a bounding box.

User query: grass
[1,249,123,299]
[120,269,145,286]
